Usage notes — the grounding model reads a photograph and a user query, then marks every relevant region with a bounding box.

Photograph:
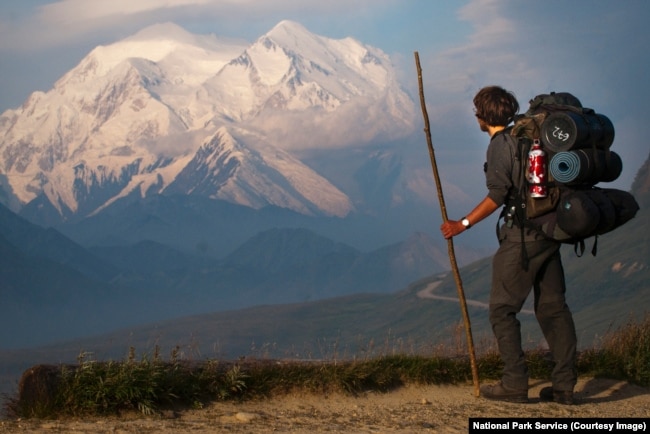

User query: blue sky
[0,0,648,226]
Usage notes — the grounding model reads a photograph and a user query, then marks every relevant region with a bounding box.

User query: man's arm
[440,196,499,239]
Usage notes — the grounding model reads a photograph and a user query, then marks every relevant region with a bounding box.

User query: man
[440,86,577,404]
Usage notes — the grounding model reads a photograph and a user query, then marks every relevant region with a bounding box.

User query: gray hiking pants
[490,226,577,392]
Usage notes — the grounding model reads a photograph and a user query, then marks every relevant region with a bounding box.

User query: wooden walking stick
[414,52,480,397]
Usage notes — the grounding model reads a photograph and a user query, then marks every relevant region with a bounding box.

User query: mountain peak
[269,19,310,33]
[265,20,315,43]
[66,21,246,84]
[126,22,196,42]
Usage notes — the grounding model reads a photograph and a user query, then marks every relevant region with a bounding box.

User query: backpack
[505,92,639,260]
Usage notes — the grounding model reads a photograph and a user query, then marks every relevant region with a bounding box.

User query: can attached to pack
[526,139,547,198]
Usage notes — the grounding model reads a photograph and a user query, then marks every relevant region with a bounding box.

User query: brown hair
[473,86,519,127]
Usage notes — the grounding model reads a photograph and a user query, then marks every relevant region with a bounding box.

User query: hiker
[440,85,577,405]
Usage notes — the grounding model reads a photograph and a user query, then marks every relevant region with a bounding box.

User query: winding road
[416,279,534,315]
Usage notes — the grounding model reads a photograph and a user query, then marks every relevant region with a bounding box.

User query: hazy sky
[0,0,648,215]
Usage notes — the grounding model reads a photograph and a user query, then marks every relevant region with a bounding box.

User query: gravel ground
[1,377,648,433]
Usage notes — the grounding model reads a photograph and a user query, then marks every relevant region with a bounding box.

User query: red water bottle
[527,139,547,198]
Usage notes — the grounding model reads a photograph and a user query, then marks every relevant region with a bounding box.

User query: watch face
[462,218,470,227]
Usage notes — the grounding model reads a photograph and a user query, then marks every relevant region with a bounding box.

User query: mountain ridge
[1,200,485,349]
[2,205,646,393]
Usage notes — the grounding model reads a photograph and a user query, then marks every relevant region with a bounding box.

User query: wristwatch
[461,217,471,229]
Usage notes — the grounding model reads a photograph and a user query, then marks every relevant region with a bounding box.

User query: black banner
[469,418,648,433]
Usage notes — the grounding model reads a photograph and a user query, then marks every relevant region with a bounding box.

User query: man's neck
[488,125,506,137]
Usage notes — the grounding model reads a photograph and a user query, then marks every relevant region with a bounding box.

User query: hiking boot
[480,382,528,403]
[539,386,574,405]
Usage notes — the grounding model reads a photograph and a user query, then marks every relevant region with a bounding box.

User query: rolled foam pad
[550,151,582,184]
[550,150,623,185]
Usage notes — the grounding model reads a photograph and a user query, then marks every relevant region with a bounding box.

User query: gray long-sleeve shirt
[485,130,520,208]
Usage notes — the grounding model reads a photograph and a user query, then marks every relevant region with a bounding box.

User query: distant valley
[0,201,490,350]
[1,202,646,396]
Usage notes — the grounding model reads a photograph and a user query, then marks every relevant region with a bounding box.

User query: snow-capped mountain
[164,126,352,217]
[0,20,414,221]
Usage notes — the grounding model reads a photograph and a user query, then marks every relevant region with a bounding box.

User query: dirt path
[2,377,648,433]
[416,280,535,315]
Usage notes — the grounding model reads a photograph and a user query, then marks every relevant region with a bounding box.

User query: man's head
[473,86,519,131]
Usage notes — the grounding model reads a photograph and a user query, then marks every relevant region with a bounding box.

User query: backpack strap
[572,235,597,258]
[506,134,533,270]
[573,239,585,257]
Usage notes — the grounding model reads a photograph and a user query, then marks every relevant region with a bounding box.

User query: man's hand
[441,196,499,239]
[440,220,466,239]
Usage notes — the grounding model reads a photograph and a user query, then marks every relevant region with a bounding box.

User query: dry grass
[3,315,649,419]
